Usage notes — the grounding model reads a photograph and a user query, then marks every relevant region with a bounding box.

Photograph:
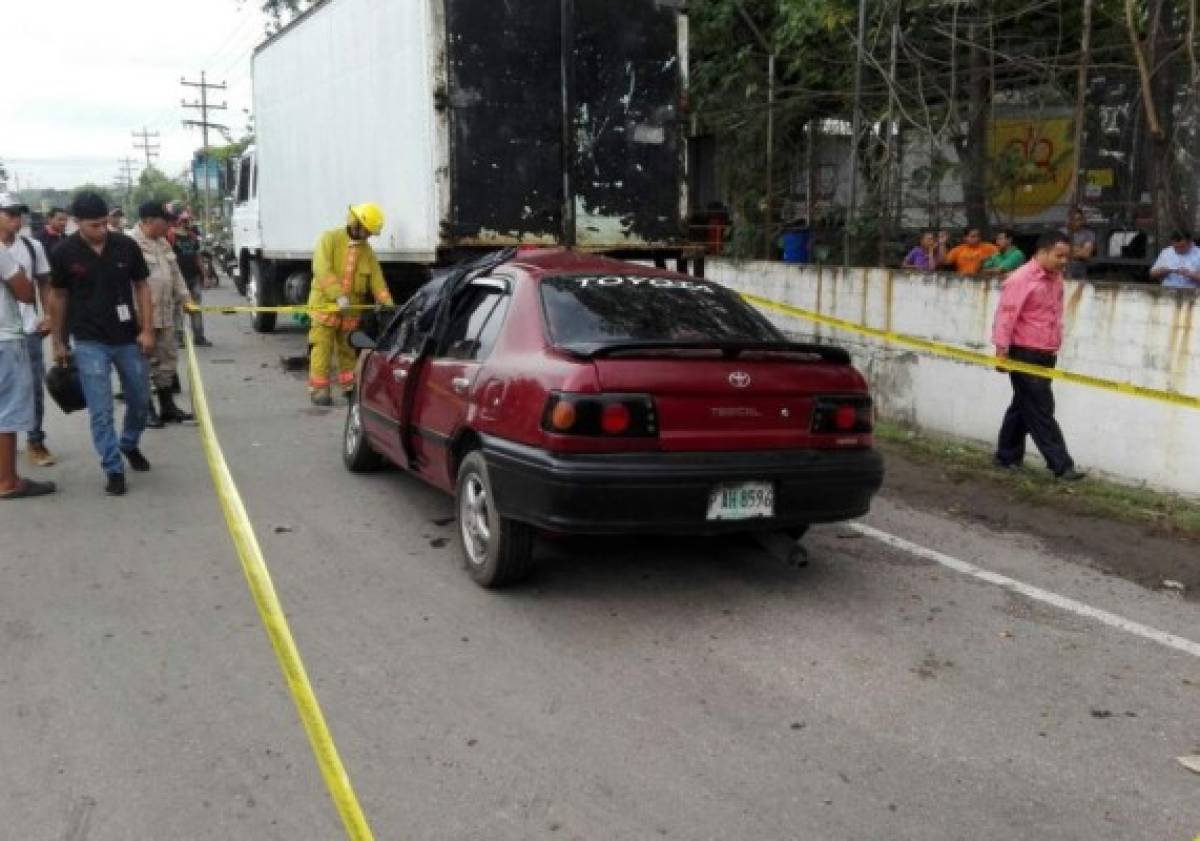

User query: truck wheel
[248,261,277,333]
[455,451,534,588]
[343,394,383,472]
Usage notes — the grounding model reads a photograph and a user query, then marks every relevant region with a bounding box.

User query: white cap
[0,192,28,213]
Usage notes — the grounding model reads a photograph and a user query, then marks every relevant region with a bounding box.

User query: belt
[1009,345,1058,366]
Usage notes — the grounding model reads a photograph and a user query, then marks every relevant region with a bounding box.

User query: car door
[410,278,511,489]
[359,308,421,467]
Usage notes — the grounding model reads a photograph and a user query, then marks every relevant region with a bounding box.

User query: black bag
[45,361,87,414]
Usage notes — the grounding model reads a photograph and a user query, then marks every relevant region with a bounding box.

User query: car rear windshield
[539,274,781,346]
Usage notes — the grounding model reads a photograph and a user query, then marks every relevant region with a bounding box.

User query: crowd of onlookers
[0,192,215,501]
[901,206,1200,289]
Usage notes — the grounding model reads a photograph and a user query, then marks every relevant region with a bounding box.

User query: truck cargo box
[238,0,688,271]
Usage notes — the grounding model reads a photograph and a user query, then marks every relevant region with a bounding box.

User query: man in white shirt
[1149,230,1200,289]
[0,246,56,499]
[0,195,55,466]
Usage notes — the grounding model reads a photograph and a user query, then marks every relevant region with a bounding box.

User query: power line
[132,127,161,168]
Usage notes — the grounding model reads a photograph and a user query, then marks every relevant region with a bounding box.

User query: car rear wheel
[455,451,534,588]
[343,395,383,472]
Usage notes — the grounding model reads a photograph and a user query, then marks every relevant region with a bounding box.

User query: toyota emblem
[728,371,752,388]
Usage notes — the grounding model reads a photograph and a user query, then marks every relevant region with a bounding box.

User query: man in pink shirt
[991,231,1086,481]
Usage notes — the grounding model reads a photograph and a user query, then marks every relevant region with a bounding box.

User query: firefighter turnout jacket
[307,226,393,330]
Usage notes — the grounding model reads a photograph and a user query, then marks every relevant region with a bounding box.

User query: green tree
[129,166,188,212]
[690,0,857,257]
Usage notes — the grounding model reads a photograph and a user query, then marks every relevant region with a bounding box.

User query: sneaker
[122,448,152,472]
[1055,467,1087,482]
[27,443,57,467]
[105,472,127,496]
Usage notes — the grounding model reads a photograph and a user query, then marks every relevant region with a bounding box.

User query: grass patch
[875,420,1200,541]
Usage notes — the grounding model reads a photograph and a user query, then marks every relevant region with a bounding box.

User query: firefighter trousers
[308,323,357,394]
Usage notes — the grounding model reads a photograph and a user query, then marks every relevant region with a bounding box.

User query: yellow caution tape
[741,292,1200,411]
[183,325,376,841]
[188,303,393,315]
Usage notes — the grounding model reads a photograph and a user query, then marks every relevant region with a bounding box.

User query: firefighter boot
[158,388,194,423]
[310,388,334,408]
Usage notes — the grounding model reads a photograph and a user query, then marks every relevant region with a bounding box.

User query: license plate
[706,481,775,521]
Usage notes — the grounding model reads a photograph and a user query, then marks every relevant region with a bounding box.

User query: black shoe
[146,400,165,429]
[105,472,127,496]
[122,448,151,472]
[992,457,1022,471]
[157,388,194,423]
[193,336,213,347]
[171,374,182,395]
[310,391,334,407]
[1056,467,1087,482]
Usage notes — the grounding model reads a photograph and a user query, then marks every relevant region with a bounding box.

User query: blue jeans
[74,341,150,475]
[25,333,46,445]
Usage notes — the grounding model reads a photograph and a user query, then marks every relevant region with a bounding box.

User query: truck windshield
[539,274,782,347]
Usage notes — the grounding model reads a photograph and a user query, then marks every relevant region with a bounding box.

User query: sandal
[0,478,57,499]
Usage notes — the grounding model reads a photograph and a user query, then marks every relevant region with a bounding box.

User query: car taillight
[542,393,658,437]
[811,396,873,434]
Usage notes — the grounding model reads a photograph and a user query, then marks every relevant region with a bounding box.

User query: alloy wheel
[459,474,492,566]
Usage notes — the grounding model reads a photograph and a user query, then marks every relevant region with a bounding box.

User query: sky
[6,0,276,191]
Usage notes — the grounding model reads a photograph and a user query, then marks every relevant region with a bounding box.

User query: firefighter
[307,203,393,406]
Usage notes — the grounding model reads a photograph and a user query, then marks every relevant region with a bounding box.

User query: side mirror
[348,330,376,350]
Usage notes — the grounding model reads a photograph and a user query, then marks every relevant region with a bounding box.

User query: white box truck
[232,0,692,332]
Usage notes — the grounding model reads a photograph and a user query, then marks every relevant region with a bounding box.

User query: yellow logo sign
[988,117,1077,219]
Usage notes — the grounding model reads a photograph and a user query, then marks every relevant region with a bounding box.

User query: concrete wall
[709,259,1200,497]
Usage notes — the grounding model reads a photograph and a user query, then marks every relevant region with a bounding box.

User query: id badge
[117,304,132,322]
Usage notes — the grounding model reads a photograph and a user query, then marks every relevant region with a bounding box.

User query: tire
[455,451,535,588]
[343,393,384,472]
[785,524,810,540]
[248,260,276,333]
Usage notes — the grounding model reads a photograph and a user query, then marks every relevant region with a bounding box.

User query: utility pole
[181,71,228,233]
[132,127,160,168]
[117,157,138,209]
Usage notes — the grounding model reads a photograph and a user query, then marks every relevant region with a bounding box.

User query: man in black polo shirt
[48,192,155,496]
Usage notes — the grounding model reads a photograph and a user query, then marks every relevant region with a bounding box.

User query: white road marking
[850,523,1200,660]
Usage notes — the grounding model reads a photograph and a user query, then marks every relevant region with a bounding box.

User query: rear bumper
[482,436,885,535]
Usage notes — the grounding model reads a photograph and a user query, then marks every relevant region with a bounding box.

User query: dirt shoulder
[875,423,1200,600]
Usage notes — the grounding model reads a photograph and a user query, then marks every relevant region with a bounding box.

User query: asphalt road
[2,285,1198,841]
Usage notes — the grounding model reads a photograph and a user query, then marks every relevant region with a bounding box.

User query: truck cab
[232,146,286,331]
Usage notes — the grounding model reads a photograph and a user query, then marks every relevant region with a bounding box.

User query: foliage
[129,167,188,212]
[690,0,858,257]
[259,0,316,29]
[690,0,1200,259]
[207,136,254,165]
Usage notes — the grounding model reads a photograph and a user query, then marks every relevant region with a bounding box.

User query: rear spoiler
[555,340,852,364]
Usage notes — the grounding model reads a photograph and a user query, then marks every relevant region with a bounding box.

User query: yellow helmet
[347,202,385,236]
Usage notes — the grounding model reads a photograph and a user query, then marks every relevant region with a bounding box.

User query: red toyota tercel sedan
[344,249,883,587]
